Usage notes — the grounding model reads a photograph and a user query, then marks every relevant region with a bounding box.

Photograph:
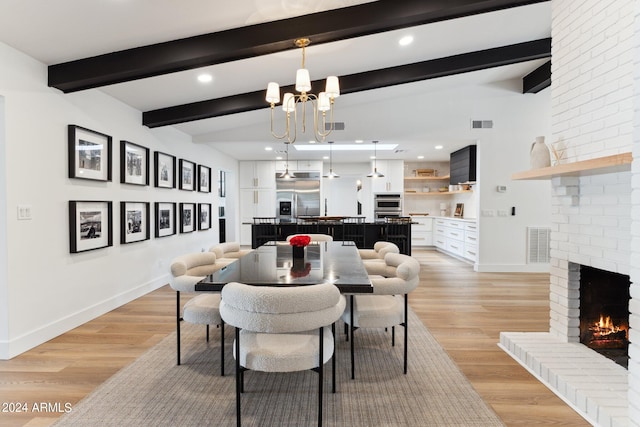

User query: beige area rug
[53,310,504,427]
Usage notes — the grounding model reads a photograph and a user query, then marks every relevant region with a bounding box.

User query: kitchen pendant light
[367,140,385,178]
[323,141,340,178]
[279,143,295,179]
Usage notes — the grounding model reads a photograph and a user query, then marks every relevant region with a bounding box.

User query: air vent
[527,227,550,263]
[325,122,345,131]
[471,120,493,129]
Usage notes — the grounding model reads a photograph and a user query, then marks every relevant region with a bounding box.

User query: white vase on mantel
[530,136,551,169]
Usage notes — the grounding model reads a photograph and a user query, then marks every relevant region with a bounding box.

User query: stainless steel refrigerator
[275,172,320,222]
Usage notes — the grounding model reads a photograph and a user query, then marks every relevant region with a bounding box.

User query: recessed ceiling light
[355,139,363,144]
[308,140,316,144]
[197,73,213,83]
[417,155,424,159]
[435,145,443,150]
[276,156,283,160]
[322,155,329,160]
[265,146,273,151]
[398,35,414,46]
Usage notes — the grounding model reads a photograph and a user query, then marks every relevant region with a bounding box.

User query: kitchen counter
[251,221,412,255]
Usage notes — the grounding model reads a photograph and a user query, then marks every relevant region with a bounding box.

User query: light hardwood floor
[0,249,590,426]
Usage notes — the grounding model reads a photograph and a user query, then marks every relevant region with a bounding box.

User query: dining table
[195,241,373,294]
[195,240,373,380]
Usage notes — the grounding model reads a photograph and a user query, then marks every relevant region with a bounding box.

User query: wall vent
[325,122,345,131]
[527,227,551,263]
[471,120,493,129]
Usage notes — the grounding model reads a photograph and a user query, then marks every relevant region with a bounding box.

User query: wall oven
[374,193,402,220]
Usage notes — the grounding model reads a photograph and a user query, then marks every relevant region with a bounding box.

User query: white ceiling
[0,0,551,163]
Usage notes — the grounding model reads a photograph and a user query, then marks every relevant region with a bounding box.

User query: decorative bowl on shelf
[438,187,448,192]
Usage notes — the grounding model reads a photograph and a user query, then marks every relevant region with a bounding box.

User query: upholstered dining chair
[357,241,400,264]
[209,241,252,267]
[169,252,225,375]
[285,233,333,243]
[220,282,345,427]
[341,252,420,378]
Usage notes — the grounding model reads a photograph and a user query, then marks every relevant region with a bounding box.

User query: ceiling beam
[523,60,551,93]
[143,38,551,128]
[48,0,548,92]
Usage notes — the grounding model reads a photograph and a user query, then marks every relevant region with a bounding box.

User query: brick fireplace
[501,1,639,426]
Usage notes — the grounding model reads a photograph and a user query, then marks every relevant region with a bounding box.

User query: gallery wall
[0,42,238,359]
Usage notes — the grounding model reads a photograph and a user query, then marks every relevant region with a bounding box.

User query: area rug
[53,309,504,426]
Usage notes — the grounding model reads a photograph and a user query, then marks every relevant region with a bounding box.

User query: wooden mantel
[511,152,633,180]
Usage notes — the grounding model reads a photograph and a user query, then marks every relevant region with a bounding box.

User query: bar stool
[384,217,412,255]
[253,217,278,246]
[342,216,366,247]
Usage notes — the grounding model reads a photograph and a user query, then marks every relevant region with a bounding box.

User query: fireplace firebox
[579,265,630,368]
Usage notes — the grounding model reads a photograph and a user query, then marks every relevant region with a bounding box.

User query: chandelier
[265,38,340,144]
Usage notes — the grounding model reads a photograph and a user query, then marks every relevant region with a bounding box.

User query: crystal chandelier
[265,38,340,144]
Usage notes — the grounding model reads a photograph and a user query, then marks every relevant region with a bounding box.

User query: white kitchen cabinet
[274,160,323,172]
[239,161,275,189]
[411,216,433,246]
[239,188,275,245]
[371,160,404,193]
[433,217,477,262]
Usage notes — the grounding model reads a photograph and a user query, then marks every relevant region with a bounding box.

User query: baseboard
[0,274,169,360]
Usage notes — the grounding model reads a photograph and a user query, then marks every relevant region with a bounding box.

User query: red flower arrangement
[289,235,311,247]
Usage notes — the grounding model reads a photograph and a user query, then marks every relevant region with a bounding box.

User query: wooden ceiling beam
[143,38,551,128]
[48,0,548,92]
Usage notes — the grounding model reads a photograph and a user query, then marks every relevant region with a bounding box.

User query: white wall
[0,96,8,348]
[0,42,238,359]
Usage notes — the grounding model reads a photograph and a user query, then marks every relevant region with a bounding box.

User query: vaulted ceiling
[0,0,551,162]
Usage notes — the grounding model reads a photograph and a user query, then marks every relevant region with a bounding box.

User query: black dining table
[195,241,373,294]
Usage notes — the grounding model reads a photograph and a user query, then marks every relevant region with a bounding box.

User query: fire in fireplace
[579,265,630,368]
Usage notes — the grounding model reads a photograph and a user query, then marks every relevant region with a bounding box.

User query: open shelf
[405,190,472,196]
[511,152,632,180]
[404,175,449,181]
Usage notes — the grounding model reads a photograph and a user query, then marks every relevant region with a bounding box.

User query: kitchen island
[251,217,411,255]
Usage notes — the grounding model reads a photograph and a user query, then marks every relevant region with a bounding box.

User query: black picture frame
[69,200,113,253]
[154,202,176,238]
[180,202,196,233]
[120,202,150,244]
[120,141,149,186]
[179,159,195,191]
[198,165,211,193]
[218,170,226,198]
[68,125,112,181]
[198,203,212,231]
[154,151,176,189]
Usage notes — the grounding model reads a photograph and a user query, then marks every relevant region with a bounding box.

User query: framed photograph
[154,151,176,189]
[120,141,149,186]
[120,202,150,244]
[154,202,176,238]
[68,125,112,181]
[69,201,113,253]
[454,203,464,218]
[218,170,226,198]
[180,202,196,233]
[198,203,212,230]
[179,159,195,191]
[198,165,211,193]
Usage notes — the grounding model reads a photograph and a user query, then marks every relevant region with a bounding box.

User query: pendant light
[323,141,340,178]
[367,140,384,178]
[280,143,295,179]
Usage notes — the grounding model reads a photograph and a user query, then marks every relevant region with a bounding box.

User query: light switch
[17,205,32,220]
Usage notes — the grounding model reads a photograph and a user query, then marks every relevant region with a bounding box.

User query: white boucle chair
[357,241,400,265]
[285,233,333,243]
[209,241,253,267]
[341,252,420,378]
[170,252,225,375]
[220,282,345,427]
